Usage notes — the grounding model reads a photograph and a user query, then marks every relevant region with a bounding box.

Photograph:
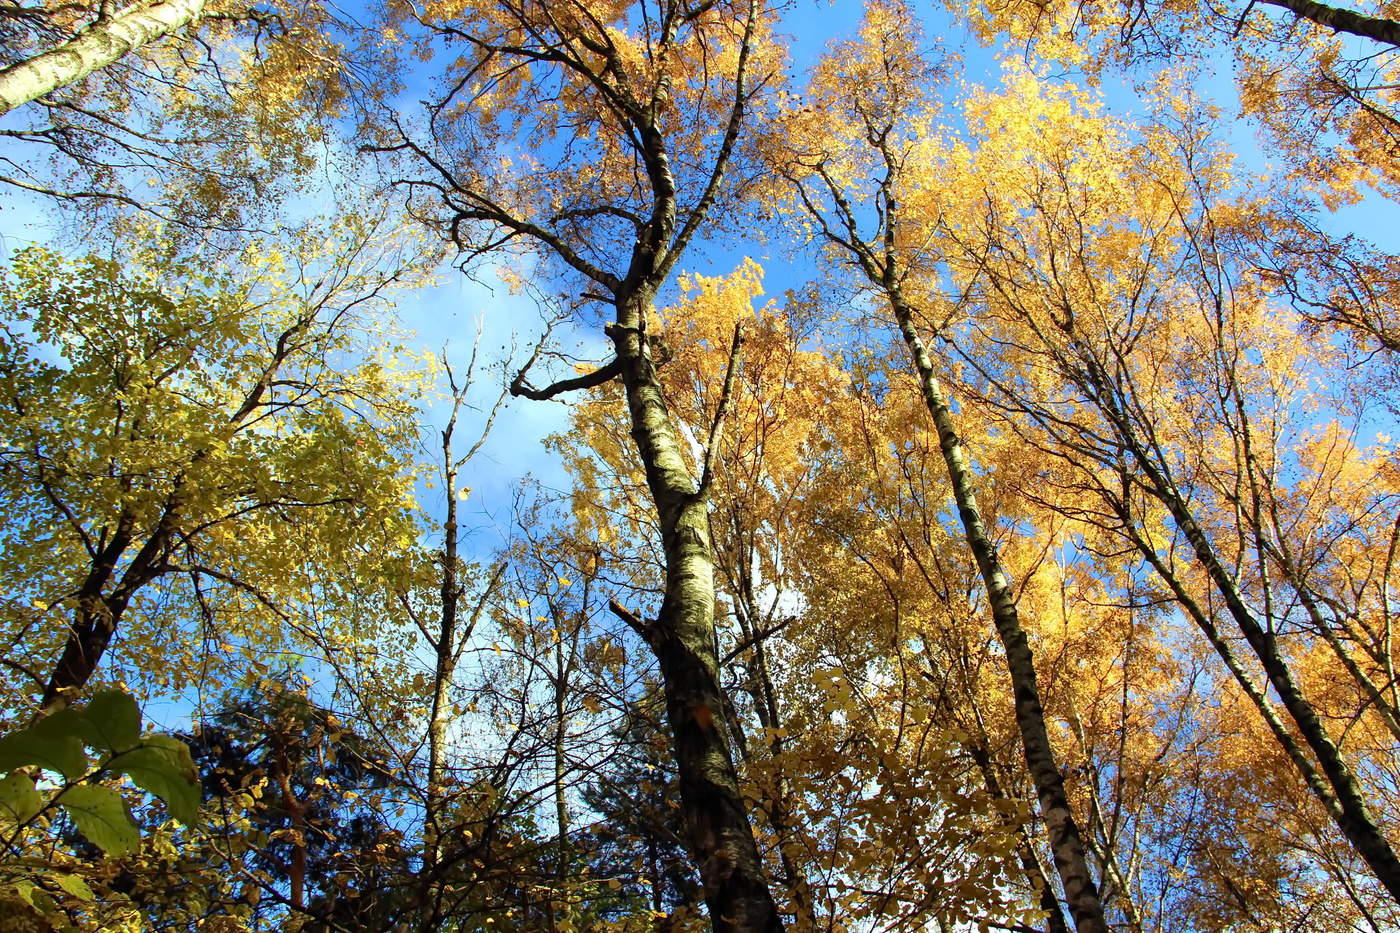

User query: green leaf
[8,880,36,908]
[58,784,138,856]
[0,691,144,784]
[77,691,140,752]
[109,736,200,826]
[51,874,95,902]
[16,879,57,916]
[0,772,43,823]
[0,726,87,781]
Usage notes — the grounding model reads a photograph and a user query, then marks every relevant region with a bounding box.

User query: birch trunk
[966,738,1071,933]
[1050,340,1400,902]
[886,288,1108,933]
[613,287,783,933]
[1257,0,1400,46]
[0,0,211,115]
[1127,443,1400,905]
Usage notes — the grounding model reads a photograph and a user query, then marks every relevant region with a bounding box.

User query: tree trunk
[1112,500,1348,826]
[1130,443,1400,905]
[1062,347,1400,905]
[421,420,460,931]
[728,546,815,924]
[613,288,783,933]
[966,738,1071,933]
[41,498,179,711]
[1258,0,1400,47]
[1064,709,1144,933]
[0,0,211,115]
[887,288,1108,933]
[551,631,573,931]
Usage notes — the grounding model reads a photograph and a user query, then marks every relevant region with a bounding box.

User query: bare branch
[607,597,654,646]
[697,319,745,497]
[510,356,622,401]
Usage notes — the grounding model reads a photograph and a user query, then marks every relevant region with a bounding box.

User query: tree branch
[697,320,745,497]
[607,597,655,647]
[509,356,623,400]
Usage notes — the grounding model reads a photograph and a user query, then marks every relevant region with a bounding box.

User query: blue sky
[5,0,1386,529]
[2,0,1392,569]
[3,0,1397,724]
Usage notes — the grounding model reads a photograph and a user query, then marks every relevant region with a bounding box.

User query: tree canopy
[3,0,1400,930]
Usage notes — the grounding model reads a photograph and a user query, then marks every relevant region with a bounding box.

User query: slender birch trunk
[0,0,211,115]
[1112,503,1347,824]
[1128,442,1400,904]
[422,352,502,931]
[550,631,573,931]
[1056,345,1400,903]
[727,551,815,924]
[966,739,1071,933]
[1257,0,1400,47]
[969,272,1400,904]
[885,286,1108,933]
[1064,710,1144,933]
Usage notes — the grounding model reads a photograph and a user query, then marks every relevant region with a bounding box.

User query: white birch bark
[0,0,210,115]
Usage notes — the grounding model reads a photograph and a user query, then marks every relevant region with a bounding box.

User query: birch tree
[0,0,216,115]
[0,0,354,228]
[369,1,788,927]
[779,7,1108,929]
[919,69,1400,922]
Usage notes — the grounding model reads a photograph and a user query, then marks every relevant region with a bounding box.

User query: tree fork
[612,290,783,933]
